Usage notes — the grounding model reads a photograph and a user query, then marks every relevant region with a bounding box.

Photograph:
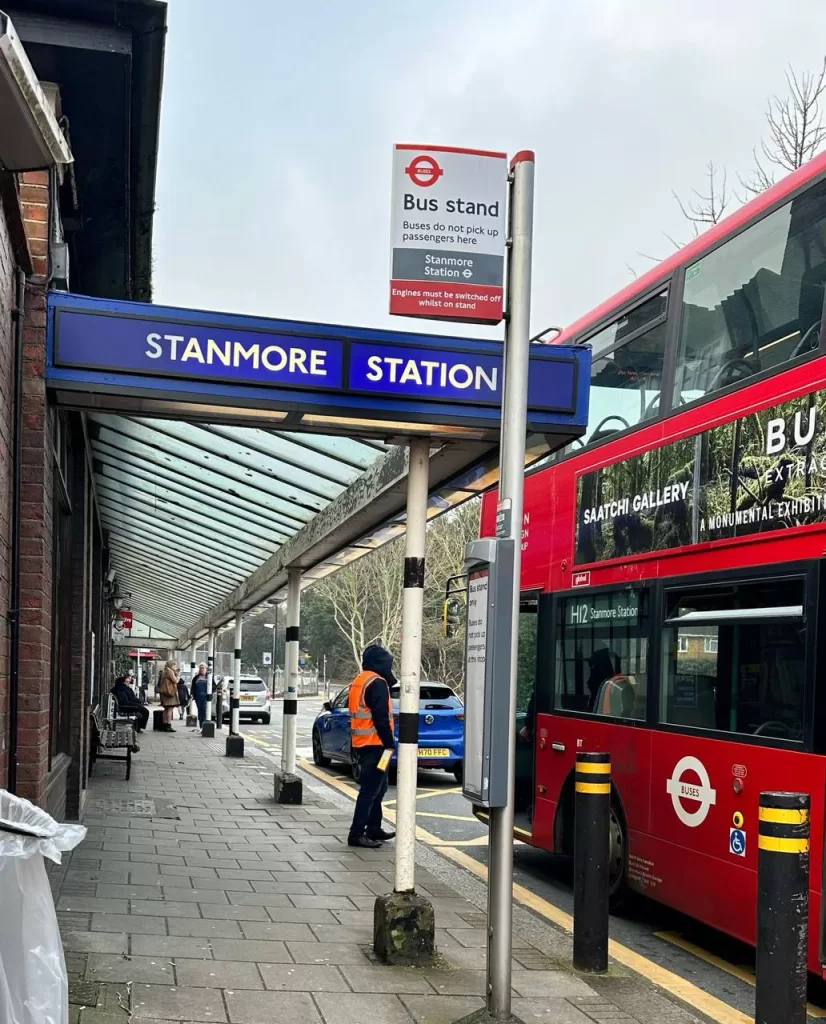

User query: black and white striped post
[226,611,244,756]
[274,570,303,804]
[374,436,435,966]
[756,791,810,1024]
[202,626,215,737]
[188,643,196,721]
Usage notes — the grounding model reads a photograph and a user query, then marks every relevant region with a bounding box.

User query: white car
[222,676,271,724]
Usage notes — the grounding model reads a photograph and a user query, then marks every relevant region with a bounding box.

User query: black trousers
[349,747,388,838]
[132,705,150,732]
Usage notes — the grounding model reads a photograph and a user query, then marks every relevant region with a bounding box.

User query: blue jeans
[194,694,207,726]
[349,747,389,838]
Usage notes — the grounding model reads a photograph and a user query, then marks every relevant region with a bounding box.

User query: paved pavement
[246,705,826,1021]
[51,722,715,1024]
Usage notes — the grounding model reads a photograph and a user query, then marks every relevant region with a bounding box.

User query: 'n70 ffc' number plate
[418,747,450,758]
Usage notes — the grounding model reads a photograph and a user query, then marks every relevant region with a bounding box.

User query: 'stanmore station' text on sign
[46,294,592,445]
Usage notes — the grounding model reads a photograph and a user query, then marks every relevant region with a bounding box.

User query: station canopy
[50,293,590,645]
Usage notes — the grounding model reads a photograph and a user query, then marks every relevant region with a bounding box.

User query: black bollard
[756,791,809,1024]
[573,751,611,973]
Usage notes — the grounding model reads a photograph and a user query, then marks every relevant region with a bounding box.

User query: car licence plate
[418,747,450,758]
[241,695,256,702]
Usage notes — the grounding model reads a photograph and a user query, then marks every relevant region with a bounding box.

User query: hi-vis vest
[349,670,394,748]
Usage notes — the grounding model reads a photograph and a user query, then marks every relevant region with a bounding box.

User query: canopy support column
[274,568,303,804]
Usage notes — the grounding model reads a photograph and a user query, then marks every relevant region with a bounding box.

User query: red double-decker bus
[480,149,826,974]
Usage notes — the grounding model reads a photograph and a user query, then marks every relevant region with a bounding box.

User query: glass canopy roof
[88,412,393,636]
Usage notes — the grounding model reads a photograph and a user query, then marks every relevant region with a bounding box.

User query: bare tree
[673,161,731,237]
[741,58,826,196]
[311,499,480,687]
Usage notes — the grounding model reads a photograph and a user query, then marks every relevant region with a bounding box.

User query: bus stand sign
[461,537,515,808]
[389,145,508,325]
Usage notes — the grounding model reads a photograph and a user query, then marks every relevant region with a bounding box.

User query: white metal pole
[188,643,196,720]
[394,437,429,893]
[282,571,301,774]
[206,627,215,722]
[487,150,535,1019]
[135,650,141,694]
[232,612,242,735]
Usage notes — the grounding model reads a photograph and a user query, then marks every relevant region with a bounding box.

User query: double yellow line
[298,756,753,1024]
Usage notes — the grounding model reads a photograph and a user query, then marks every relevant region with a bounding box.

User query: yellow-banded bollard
[573,752,611,973]
[756,791,809,1024]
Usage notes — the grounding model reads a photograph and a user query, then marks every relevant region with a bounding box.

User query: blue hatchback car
[312,681,465,783]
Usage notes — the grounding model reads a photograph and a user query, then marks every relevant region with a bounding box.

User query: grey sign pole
[486,150,535,1021]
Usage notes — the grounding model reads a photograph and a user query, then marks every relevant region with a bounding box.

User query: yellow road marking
[299,758,777,1024]
[655,931,826,1019]
[417,811,478,822]
[298,760,486,847]
[438,846,751,1024]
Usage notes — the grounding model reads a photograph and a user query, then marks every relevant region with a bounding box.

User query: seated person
[112,675,150,733]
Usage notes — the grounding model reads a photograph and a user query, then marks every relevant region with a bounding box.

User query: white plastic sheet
[0,790,87,1024]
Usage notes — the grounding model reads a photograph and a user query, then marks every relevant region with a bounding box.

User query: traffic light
[443,597,463,638]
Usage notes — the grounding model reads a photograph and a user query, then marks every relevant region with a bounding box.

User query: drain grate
[86,797,179,819]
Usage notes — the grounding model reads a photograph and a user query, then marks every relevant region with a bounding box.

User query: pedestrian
[111,674,150,734]
[347,644,397,848]
[158,659,179,731]
[177,674,190,720]
[190,662,209,726]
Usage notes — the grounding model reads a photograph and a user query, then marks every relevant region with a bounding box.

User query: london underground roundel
[666,755,717,827]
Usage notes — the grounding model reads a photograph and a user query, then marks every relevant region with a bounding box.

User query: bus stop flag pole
[487,150,535,1023]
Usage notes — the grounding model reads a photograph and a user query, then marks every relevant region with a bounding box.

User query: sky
[152,0,826,341]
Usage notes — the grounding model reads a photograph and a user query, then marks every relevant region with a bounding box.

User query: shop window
[674,178,826,404]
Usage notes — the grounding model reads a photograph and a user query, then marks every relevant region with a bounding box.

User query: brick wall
[0,189,17,789]
[16,170,60,812]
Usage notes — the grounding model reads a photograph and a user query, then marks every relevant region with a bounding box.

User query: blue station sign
[46,293,590,444]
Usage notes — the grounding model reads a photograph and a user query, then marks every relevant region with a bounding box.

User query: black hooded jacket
[361,645,396,749]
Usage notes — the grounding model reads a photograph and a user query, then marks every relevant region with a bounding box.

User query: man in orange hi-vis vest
[347,645,397,848]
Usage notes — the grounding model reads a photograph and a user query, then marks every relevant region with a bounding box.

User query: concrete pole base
[201,721,215,738]
[225,734,244,757]
[273,769,303,804]
[373,891,435,966]
[452,1012,527,1024]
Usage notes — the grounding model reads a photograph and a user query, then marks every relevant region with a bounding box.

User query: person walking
[177,674,190,720]
[158,660,179,731]
[190,662,209,727]
[347,644,397,848]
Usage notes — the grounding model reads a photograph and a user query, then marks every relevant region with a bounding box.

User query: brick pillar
[0,182,18,789]
[15,169,56,809]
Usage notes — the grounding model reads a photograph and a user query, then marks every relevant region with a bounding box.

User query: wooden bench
[89,704,135,780]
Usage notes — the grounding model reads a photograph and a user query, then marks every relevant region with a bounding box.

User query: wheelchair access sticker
[729,828,746,857]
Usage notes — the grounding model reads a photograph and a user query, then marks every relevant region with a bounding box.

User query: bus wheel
[608,802,629,911]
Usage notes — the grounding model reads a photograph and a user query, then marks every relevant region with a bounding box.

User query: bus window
[660,576,805,742]
[554,589,648,720]
[675,178,826,404]
[578,291,668,449]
